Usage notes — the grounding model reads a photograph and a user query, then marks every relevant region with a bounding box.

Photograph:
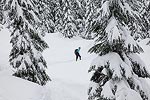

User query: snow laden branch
[88,52,150,100]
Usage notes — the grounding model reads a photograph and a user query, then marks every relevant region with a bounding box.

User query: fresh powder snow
[0,28,150,100]
[0,29,96,100]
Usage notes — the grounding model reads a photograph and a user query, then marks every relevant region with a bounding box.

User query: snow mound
[0,71,49,100]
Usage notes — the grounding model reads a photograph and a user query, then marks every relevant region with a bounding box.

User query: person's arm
[78,49,80,53]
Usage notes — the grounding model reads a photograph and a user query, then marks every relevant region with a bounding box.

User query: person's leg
[79,54,81,60]
[77,53,81,61]
[75,53,78,61]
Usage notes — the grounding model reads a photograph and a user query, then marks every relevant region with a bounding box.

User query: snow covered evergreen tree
[145,2,150,45]
[88,0,150,100]
[0,1,4,23]
[61,0,78,38]
[55,0,65,32]
[130,1,149,40]
[84,0,101,39]
[3,0,50,85]
[74,0,86,36]
[37,0,55,34]
[84,0,95,39]
[54,0,85,37]
[147,2,150,24]
[0,0,5,30]
[145,2,150,36]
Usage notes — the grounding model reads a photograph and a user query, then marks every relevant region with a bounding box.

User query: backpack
[74,49,78,53]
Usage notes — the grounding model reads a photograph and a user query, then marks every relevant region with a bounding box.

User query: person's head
[79,47,81,49]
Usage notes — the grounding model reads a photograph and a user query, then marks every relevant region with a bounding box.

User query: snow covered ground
[43,33,96,100]
[43,33,95,84]
[138,39,150,70]
[0,28,150,100]
[0,70,47,100]
[0,28,11,70]
[0,28,95,100]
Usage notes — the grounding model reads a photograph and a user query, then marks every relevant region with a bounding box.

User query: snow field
[43,33,95,84]
[0,28,11,70]
[43,33,96,100]
[0,31,96,100]
[0,30,150,100]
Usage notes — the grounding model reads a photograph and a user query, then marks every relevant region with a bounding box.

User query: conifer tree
[75,0,86,36]
[61,0,78,38]
[145,2,150,44]
[54,0,85,37]
[37,0,56,34]
[3,0,50,85]
[0,0,5,29]
[146,2,150,35]
[88,0,150,100]
[55,0,65,32]
[137,1,150,43]
[147,2,150,23]
[0,1,3,23]
[129,1,149,40]
[84,0,100,39]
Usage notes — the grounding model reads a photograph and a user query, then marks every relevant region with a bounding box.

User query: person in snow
[74,47,81,61]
